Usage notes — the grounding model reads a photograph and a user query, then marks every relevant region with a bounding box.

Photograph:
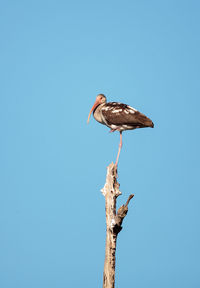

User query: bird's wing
[101,102,153,127]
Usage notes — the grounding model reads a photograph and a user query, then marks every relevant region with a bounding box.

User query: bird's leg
[115,131,122,167]
[109,128,116,133]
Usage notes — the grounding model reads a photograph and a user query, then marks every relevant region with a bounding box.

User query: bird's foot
[109,129,116,133]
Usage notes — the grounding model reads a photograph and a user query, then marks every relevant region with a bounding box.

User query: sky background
[0,0,200,287]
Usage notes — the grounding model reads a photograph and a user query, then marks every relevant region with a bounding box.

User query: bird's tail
[144,118,154,128]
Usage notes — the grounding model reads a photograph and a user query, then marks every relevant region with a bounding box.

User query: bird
[87,94,154,166]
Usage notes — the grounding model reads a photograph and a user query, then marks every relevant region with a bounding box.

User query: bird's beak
[87,99,100,123]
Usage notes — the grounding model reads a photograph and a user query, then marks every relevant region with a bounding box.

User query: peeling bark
[101,163,134,288]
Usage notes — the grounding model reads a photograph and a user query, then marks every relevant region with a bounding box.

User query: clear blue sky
[0,1,200,287]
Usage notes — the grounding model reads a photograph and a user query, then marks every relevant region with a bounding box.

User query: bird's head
[87,94,107,123]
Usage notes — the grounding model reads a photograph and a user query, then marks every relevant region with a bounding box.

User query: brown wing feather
[102,102,154,128]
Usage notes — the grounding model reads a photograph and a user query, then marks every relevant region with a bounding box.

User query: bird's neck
[93,103,105,124]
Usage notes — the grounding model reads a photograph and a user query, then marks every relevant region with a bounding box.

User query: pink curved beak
[87,99,101,123]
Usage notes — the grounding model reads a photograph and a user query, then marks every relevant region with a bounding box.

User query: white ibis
[87,94,154,166]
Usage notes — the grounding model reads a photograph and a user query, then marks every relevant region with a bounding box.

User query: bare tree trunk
[101,163,134,288]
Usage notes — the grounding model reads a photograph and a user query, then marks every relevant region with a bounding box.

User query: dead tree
[101,162,134,288]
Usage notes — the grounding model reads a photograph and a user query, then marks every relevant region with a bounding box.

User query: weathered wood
[101,163,134,288]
